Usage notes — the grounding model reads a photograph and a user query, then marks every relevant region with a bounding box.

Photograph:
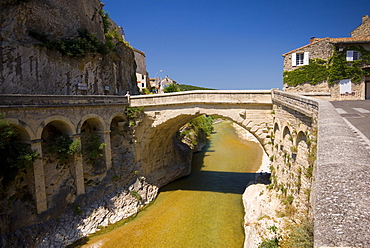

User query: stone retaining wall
[271,90,370,247]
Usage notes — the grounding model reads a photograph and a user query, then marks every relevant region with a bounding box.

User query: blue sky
[103,0,369,90]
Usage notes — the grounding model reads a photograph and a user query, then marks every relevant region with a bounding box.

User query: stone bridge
[129,90,273,186]
[0,90,369,247]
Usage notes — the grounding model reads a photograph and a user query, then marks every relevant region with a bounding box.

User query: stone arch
[40,118,77,211]
[282,125,291,140]
[272,119,281,151]
[77,114,107,134]
[273,121,280,134]
[296,131,309,162]
[0,118,37,224]
[79,115,107,189]
[36,115,75,140]
[135,106,272,186]
[282,125,293,152]
[108,112,127,130]
[5,118,35,141]
[109,113,133,181]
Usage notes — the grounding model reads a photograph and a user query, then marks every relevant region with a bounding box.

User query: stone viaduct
[0,90,369,247]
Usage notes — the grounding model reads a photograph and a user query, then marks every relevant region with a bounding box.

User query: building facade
[134,49,148,92]
[282,15,370,100]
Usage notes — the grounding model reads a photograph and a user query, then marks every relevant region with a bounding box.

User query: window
[346,50,361,61]
[296,53,304,66]
[292,52,309,66]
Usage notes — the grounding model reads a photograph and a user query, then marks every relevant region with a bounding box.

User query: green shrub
[130,190,142,201]
[190,115,214,136]
[259,226,281,248]
[163,83,180,93]
[83,134,105,165]
[29,28,111,57]
[280,218,313,248]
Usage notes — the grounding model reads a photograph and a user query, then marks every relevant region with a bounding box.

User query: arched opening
[273,121,280,150]
[0,120,36,234]
[109,115,136,184]
[282,125,292,151]
[94,113,271,246]
[295,131,309,169]
[80,117,106,190]
[137,111,270,187]
[41,120,76,211]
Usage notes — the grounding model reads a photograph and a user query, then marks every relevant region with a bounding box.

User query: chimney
[310,37,315,43]
[362,15,369,24]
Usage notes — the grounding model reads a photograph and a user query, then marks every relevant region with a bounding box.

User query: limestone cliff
[0,0,139,95]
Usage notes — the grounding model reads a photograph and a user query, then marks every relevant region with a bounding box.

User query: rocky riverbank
[232,123,283,247]
[1,176,158,247]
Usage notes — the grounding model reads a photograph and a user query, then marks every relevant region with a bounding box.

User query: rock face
[1,176,159,248]
[0,0,139,95]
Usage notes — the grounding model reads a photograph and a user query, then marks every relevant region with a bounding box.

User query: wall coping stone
[0,94,129,108]
[130,90,272,107]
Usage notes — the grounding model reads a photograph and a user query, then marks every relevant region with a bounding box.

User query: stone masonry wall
[283,39,333,72]
[243,90,317,247]
[350,15,370,37]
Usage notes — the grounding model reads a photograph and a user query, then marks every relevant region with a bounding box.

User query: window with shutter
[346,50,361,61]
[303,52,309,65]
[292,52,309,66]
[346,50,354,61]
[296,53,304,66]
[292,53,297,66]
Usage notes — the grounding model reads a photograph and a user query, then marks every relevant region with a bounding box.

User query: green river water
[82,121,264,248]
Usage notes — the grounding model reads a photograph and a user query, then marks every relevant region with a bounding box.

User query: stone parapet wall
[130,90,272,107]
[263,90,370,247]
[313,99,370,247]
[284,81,365,101]
[0,94,128,107]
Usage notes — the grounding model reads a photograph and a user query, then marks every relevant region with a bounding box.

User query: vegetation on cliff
[179,115,215,150]
[28,7,132,58]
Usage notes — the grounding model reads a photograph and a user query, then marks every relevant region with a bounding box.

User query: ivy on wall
[283,59,328,86]
[283,45,370,86]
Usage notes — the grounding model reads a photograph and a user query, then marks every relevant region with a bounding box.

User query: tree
[164,83,180,93]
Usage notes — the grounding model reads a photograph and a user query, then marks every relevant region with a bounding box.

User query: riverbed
[81,121,265,248]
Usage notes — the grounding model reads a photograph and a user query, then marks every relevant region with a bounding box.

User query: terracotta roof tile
[328,36,370,43]
[282,36,370,56]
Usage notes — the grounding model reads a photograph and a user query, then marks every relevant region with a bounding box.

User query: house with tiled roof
[282,15,370,100]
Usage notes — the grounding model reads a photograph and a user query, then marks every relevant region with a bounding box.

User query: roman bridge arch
[129,90,273,187]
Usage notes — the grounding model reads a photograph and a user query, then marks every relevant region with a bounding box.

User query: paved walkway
[331,100,370,151]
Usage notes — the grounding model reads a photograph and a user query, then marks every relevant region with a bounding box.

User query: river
[81,120,264,248]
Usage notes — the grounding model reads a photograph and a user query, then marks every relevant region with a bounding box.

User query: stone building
[282,15,370,100]
[134,48,149,92]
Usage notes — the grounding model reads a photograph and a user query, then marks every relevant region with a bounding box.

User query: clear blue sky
[103,0,369,90]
